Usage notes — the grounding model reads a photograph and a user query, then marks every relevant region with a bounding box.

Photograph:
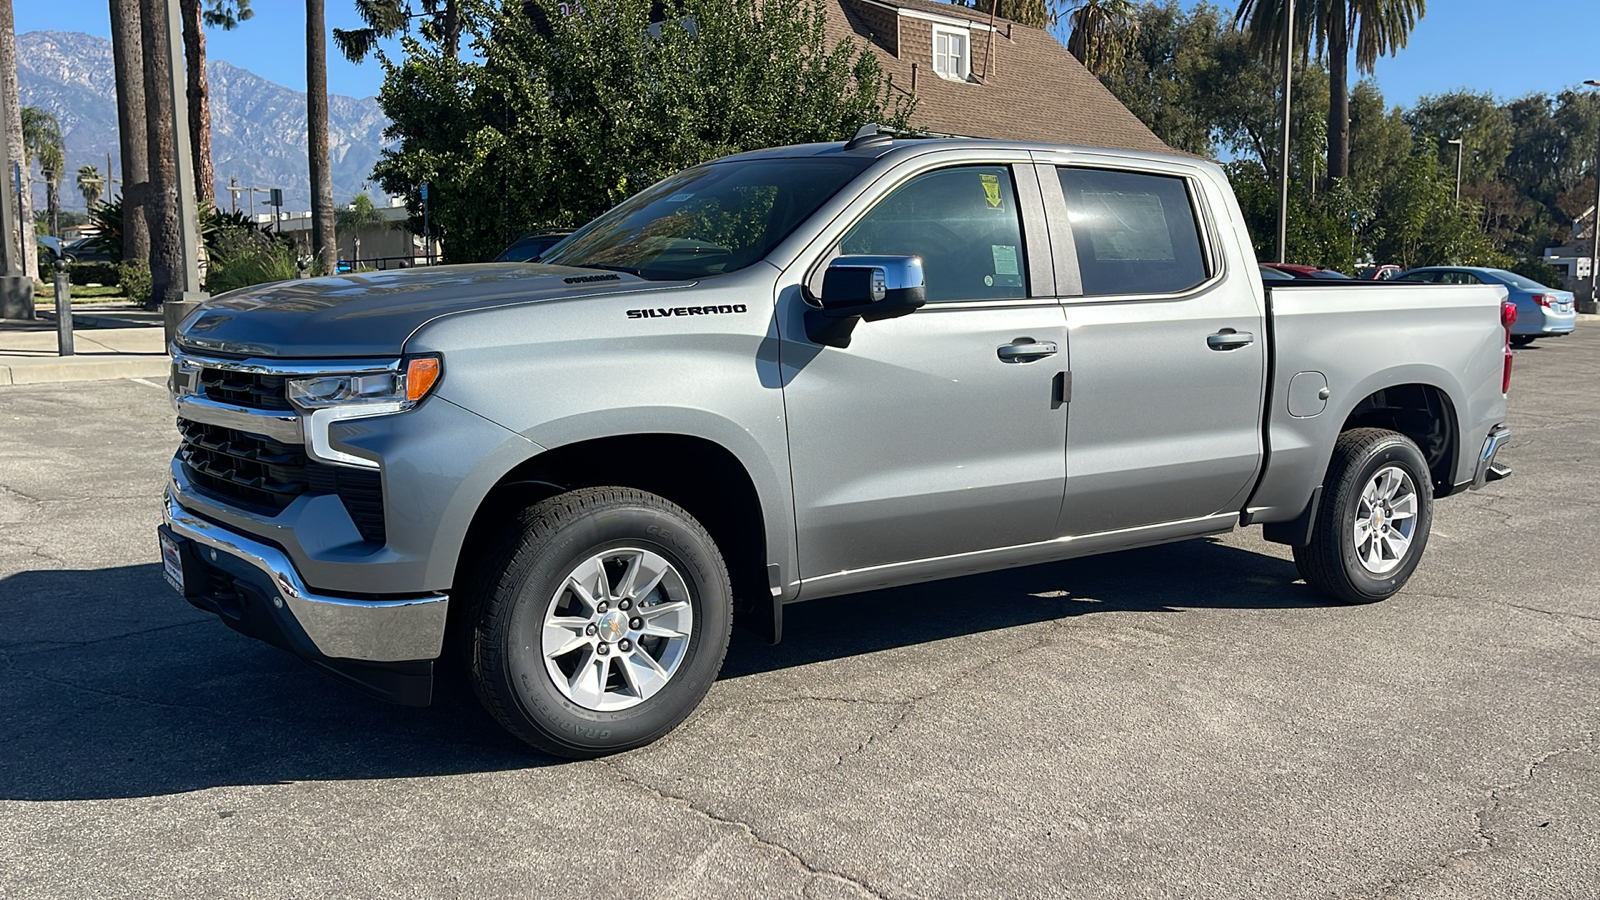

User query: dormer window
[932,26,970,80]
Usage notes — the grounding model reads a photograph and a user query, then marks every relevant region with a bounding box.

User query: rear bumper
[161,488,448,705]
[1472,425,1512,489]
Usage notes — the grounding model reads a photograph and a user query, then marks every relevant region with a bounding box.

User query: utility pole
[1585,80,1600,314]
[228,176,237,214]
[1275,0,1295,264]
[1447,138,1463,201]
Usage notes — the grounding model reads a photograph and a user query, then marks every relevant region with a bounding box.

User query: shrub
[65,261,122,287]
[206,231,299,294]
[118,261,152,306]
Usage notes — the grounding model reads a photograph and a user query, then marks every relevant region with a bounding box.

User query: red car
[1261,263,1353,280]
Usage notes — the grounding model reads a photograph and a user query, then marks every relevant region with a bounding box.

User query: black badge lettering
[626,304,748,319]
[564,273,622,284]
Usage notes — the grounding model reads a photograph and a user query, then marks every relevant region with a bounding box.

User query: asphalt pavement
[0,332,1595,899]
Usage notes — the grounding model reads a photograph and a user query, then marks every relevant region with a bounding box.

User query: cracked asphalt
[1,332,1596,899]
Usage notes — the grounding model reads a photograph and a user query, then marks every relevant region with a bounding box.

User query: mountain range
[17,30,392,213]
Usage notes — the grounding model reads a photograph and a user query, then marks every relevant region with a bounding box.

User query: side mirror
[805,255,927,347]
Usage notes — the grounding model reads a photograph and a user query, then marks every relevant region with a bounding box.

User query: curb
[0,356,171,386]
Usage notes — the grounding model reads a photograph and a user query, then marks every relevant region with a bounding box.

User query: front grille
[178,417,386,543]
[198,367,293,411]
[179,418,309,513]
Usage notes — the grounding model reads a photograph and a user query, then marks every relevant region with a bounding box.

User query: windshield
[1488,269,1551,291]
[540,158,873,280]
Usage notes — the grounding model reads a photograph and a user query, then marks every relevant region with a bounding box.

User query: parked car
[60,236,116,264]
[1259,264,1296,281]
[1262,263,1353,280]
[161,131,1513,757]
[1396,267,1575,346]
[494,229,574,262]
[1358,264,1403,281]
[36,235,64,262]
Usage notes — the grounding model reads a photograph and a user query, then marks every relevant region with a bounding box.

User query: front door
[781,163,1069,586]
[1044,164,1267,535]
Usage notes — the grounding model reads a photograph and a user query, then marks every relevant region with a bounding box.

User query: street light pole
[1447,138,1463,201]
[1584,80,1600,313]
[1276,0,1295,263]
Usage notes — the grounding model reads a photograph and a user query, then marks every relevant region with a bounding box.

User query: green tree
[334,192,386,263]
[371,0,915,263]
[1065,0,1140,75]
[1405,90,1511,188]
[21,106,65,238]
[963,0,1055,29]
[334,0,462,62]
[76,164,105,211]
[1234,0,1425,182]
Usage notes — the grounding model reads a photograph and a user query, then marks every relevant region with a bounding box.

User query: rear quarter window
[1058,168,1209,297]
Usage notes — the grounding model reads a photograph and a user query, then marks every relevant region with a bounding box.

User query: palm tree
[21,107,65,238]
[307,0,337,275]
[1235,0,1426,182]
[181,1,253,205]
[334,192,386,266]
[77,165,105,211]
[141,0,185,307]
[1065,0,1141,76]
[109,0,151,266]
[0,0,39,279]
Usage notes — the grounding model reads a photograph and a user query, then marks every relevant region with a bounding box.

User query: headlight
[287,356,442,412]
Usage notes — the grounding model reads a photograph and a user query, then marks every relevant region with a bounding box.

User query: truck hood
[175,263,686,359]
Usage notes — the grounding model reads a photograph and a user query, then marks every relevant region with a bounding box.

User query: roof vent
[844,123,894,151]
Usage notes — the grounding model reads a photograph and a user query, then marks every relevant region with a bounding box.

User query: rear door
[1037,159,1267,535]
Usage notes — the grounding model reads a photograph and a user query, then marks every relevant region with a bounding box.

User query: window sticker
[992,244,1019,276]
[666,192,694,202]
[979,173,1002,209]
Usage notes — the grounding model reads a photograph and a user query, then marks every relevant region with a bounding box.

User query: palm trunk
[140,0,183,308]
[442,1,461,58]
[1326,2,1350,182]
[47,182,59,239]
[0,0,39,281]
[306,0,337,275]
[180,0,215,204]
[110,0,151,265]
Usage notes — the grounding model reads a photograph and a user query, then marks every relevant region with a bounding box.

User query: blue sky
[17,0,1600,106]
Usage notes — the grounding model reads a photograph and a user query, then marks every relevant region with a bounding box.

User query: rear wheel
[1510,335,1535,347]
[469,487,733,757]
[1293,428,1433,604]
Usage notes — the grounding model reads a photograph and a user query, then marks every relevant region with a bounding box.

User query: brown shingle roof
[825,0,1170,154]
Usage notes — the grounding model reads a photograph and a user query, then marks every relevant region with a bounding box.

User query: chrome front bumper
[162,488,448,663]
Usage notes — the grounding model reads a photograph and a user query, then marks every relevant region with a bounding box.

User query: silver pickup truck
[159,130,1514,756]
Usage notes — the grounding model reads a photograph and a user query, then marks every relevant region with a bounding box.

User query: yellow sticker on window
[980,173,1002,209]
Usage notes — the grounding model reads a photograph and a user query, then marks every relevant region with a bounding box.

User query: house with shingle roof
[823,0,1169,154]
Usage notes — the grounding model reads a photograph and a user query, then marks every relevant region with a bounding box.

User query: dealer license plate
[160,531,185,594]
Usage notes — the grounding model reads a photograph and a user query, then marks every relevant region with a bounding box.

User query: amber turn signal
[406,356,442,403]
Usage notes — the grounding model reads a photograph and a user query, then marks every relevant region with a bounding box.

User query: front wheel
[1293,428,1434,604]
[469,487,733,757]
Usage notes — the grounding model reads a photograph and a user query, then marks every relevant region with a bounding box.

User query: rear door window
[1057,168,1209,297]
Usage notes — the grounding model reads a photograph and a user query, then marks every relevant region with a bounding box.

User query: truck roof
[714,134,1206,170]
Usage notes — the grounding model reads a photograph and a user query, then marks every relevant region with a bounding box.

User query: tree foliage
[372,0,915,263]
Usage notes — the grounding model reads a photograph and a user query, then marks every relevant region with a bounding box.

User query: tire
[1293,428,1434,604]
[1510,335,1535,348]
[469,487,733,757]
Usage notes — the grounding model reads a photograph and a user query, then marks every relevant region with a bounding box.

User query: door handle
[997,340,1058,362]
[1207,329,1254,351]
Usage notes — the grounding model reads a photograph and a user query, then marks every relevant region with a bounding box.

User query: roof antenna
[844,123,894,151]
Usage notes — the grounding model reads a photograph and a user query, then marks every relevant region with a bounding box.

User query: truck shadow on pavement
[0,537,1323,800]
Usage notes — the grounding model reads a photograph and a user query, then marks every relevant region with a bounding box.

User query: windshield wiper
[573,263,645,277]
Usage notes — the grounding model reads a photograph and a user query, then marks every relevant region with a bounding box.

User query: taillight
[1501,300,1515,394]
[1532,294,1554,308]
